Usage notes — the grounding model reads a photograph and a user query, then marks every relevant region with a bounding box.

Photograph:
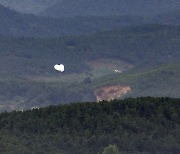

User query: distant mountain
[151,10,180,25]
[0,0,57,14]
[41,0,180,17]
[0,4,179,38]
[0,4,148,37]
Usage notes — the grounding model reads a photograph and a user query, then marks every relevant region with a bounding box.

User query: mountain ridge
[0,4,148,37]
[41,0,180,17]
[0,0,58,14]
[0,4,179,37]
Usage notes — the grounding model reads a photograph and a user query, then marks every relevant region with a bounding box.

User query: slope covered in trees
[0,25,179,76]
[0,4,148,37]
[0,4,179,37]
[0,97,179,154]
[0,73,95,112]
[0,25,179,112]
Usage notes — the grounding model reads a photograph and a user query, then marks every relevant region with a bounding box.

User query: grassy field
[0,62,179,112]
[30,58,132,83]
[92,62,180,97]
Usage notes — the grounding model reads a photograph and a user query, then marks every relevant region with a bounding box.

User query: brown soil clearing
[95,85,131,102]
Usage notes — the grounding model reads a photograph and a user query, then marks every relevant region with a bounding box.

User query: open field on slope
[0,25,179,112]
[93,62,180,98]
[0,62,179,112]
[31,59,131,83]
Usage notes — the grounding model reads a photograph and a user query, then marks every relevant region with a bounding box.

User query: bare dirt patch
[95,85,131,102]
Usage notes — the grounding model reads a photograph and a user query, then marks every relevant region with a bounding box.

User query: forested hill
[0,25,179,112]
[0,4,147,37]
[0,97,179,154]
[0,25,179,76]
[0,4,179,37]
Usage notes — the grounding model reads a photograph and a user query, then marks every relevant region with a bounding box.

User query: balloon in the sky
[54,64,65,72]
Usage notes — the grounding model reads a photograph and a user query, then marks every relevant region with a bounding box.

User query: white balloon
[54,64,65,72]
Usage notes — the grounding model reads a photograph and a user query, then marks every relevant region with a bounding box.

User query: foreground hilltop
[0,97,179,154]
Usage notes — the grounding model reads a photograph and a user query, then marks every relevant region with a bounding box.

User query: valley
[0,24,179,112]
[0,1,179,112]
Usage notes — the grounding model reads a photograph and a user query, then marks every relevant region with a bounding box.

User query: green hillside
[0,4,147,37]
[0,97,179,154]
[0,25,179,112]
[95,63,180,98]
[0,25,179,76]
[0,74,95,112]
[0,62,179,112]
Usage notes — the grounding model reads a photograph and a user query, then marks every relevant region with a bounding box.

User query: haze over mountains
[0,1,179,112]
[0,1,179,153]
[0,4,147,37]
[0,0,57,14]
[0,4,179,37]
[0,0,179,17]
[41,0,180,17]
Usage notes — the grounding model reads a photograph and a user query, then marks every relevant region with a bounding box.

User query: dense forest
[0,97,179,154]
